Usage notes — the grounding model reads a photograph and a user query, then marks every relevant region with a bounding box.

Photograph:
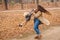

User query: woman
[33,5,51,39]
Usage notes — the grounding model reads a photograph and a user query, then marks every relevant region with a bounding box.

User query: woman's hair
[37,5,50,13]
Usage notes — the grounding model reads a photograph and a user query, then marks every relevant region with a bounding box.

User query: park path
[10,26,60,40]
[0,7,60,12]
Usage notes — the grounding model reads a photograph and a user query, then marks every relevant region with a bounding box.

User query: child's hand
[19,24,23,27]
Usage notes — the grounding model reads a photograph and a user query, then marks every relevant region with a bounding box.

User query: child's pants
[34,18,42,35]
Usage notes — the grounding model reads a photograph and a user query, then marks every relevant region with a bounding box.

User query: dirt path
[10,26,60,40]
[1,7,60,12]
[42,26,60,40]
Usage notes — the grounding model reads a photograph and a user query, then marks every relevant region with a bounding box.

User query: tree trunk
[4,0,8,10]
[35,0,39,8]
[35,0,39,5]
[20,0,23,9]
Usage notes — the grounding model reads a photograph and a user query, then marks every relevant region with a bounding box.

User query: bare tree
[19,0,23,9]
[4,0,8,10]
[51,0,54,2]
[51,0,58,7]
[35,0,39,8]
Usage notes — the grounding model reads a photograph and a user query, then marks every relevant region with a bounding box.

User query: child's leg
[22,20,28,26]
[19,14,31,27]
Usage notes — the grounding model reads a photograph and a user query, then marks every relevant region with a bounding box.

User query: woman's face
[34,9,39,13]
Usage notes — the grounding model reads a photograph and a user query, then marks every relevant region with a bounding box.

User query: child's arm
[19,20,27,27]
[19,9,34,27]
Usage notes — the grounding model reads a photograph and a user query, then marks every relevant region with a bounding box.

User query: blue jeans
[34,18,42,34]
